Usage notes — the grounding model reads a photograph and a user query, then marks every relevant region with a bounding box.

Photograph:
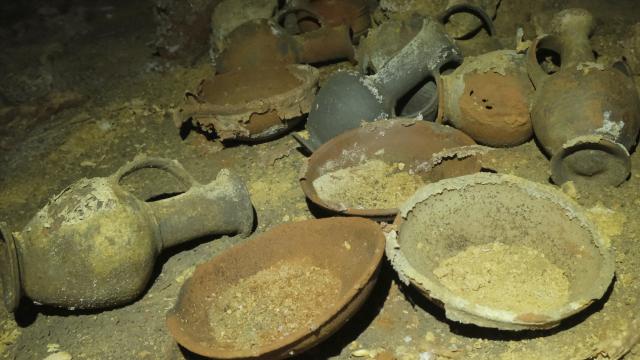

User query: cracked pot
[0,156,254,312]
[176,64,319,142]
[528,8,640,186]
[300,118,481,220]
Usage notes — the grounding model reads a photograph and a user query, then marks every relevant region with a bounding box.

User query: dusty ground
[1,0,640,359]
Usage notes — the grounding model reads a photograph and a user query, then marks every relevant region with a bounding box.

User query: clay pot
[0,156,254,312]
[296,15,462,151]
[166,217,385,359]
[216,15,354,74]
[176,64,319,142]
[284,0,372,41]
[300,118,481,220]
[438,50,534,147]
[387,173,614,330]
[528,9,640,186]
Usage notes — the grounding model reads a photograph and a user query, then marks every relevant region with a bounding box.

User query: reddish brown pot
[176,64,319,142]
[166,217,385,359]
[528,9,640,186]
[216,18,354,73]
[286,0,372,40]
[300,118,481,220]
[438,50,534,147]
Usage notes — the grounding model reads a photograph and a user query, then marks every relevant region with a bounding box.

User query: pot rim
[299,118,478,220]
[550,135,631,186]
[386,173,615,330]
[166,217,386,358]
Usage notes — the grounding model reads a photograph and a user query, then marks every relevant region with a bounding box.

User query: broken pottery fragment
[177,64,319,142]
[528,9,640,186]
[438,50,534,147]
[0,156,254,312]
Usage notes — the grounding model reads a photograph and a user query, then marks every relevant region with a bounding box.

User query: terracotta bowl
[166,217,385,359]
[386,173,615,330]
[300,118,480,220]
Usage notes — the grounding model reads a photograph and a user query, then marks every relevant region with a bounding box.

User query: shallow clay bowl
[166,217,385,359]
[300,118,480,220]
[386,173,615,330]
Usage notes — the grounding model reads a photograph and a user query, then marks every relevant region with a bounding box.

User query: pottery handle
[526,35,562,90]
[111,156,199,190]
[438,3,496,39]
[373,17,462,103]
[273,7,326,33]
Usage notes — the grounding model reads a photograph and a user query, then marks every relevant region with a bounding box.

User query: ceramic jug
[0,156,254,312]
[528,8,640,186]
[216,11,354,74]
[283,0,372,41]
[296,15,462,151]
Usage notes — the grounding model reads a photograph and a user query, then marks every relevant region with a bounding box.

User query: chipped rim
[197,64,318,116]
[386,172,615,330]
[299,119,480,220]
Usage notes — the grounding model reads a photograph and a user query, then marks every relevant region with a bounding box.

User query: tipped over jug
[528,8,640,186]
[297,14,462,151]
[0,156,254,312]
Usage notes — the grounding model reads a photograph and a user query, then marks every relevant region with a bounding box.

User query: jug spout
[149,169,254,250]
[373,17,461,103]
[550,135,631,186]
[551,8,596,67]
[293,24,355,64]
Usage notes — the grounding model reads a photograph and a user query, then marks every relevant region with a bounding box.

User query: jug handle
[438,3,496,40]
[527,34,563,90]
[612,59,635,80]
[111,156,199,191]
[273,7,326,35]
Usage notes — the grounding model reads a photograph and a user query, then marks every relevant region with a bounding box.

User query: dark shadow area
[179,118,218,142]
[402,275,616,341]
[535,47,562,75]
[394,76,436,117]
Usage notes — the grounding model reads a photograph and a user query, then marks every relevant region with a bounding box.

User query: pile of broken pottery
[2,1,640,359]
